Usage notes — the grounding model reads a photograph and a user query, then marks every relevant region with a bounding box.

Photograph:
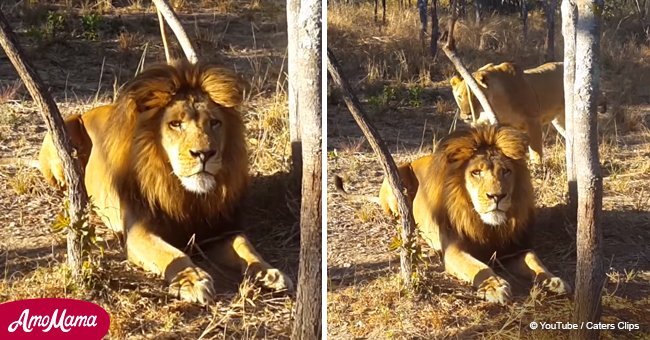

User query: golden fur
[39,62,292,304]
[39,114,91,188]
[449,62,565,163]
[379,124,570,304]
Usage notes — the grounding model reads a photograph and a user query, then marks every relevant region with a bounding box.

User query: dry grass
[328,1,650,338]
[0,0,297,338]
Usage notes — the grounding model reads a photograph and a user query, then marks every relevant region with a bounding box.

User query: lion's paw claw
[539,276,572,296]
[169,267,215,305]
[478,276,512,305]
[255,268,293,292]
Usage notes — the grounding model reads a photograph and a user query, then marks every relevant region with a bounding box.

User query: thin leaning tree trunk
[0,10,89,281]
[327,48,417,290]
[571,0,605,338]
[290,0,322,338]
[562,0,578,213]
[287,0,302,181]
[151,0,198,63]
[441,11,497,123]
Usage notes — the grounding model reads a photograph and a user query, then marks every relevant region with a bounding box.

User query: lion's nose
[486,193,506,204]
[189,149,217,162]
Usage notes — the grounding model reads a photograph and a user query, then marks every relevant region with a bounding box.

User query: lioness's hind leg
[506,251,571,296]
[208,235,293,292]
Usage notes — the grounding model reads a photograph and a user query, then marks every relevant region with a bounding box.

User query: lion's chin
[179,173,216,194]
[479,211,508,226]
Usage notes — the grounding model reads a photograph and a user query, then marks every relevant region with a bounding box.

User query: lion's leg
[205,234,293,291]
[551,116,566,138]
[126,222,215,305]
[505,251,571,296]
[444,243,511,304]
[526,121,544,164]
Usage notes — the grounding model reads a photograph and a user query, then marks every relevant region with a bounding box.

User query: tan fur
[38,62,292,304]
[379,124,571,304]
[449,62,565,163]
[38,114,92,188]
[378,155,432,216]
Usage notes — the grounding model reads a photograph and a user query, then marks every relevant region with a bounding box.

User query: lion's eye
[210,119,222,128]
[169,120,182,129]
[471,169,482,177]
[503,168,512,176]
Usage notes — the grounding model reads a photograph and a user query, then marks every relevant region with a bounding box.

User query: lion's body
[450,62,565,163]
[39,62,291,304]
[379,125,570,303]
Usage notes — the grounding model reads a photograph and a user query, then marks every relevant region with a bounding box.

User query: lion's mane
[101,61,248,224]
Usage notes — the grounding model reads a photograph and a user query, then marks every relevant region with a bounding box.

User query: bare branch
[0,9,89,279]
[441,8,498,123]
[327,48,417,289]
[151,0,198,63]
[157,9,172,64]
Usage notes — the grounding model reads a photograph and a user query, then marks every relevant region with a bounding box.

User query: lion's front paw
[255,268,294,292]
[169,267,215,305]
[477,276,512,305]
[538,276,572,296]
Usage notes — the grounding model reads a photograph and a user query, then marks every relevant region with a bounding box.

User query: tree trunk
[327,48,417,290]
[0,9,89,281]
[521,0,529,41]
[418,0,428,34]
[562,0,577,214]
[151,0,198,64]
[290,0,322,338]
[571,0,605,338]
[545,0,556,61]
[287,0,302,181]
[430,0,439,57]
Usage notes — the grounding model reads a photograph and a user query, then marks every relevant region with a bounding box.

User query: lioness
[449,62,565,163]
[379,124,571,304]
[39,62,292,304]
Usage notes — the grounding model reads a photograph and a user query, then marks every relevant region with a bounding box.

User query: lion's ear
[200,67,245,108]
[450,75,462,87]
[438,130,475,164]
[496,126,529,160]
[475,73,488,88]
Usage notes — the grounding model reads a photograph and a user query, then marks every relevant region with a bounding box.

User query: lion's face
[463,152,515,226]
[160,94,227,194]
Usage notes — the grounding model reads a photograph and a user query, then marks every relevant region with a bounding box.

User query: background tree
[569,0,606,338]
[0,9,89,282]
[287,0,302,179]
[545,0,557,60]
[562,0,578,212]
[290,0,322,338]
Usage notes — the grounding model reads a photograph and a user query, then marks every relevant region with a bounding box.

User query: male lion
[449,62,565,164]
[379,124,570,304]
[39,62,292,304]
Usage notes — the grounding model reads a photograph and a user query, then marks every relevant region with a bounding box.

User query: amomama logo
[0,298,110,339]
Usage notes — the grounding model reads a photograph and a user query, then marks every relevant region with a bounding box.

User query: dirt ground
[327,3,650,339]
[0,1,299,338]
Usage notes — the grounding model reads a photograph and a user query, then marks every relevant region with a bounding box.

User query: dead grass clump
[246,91,290,175]
[0,80,23,104]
